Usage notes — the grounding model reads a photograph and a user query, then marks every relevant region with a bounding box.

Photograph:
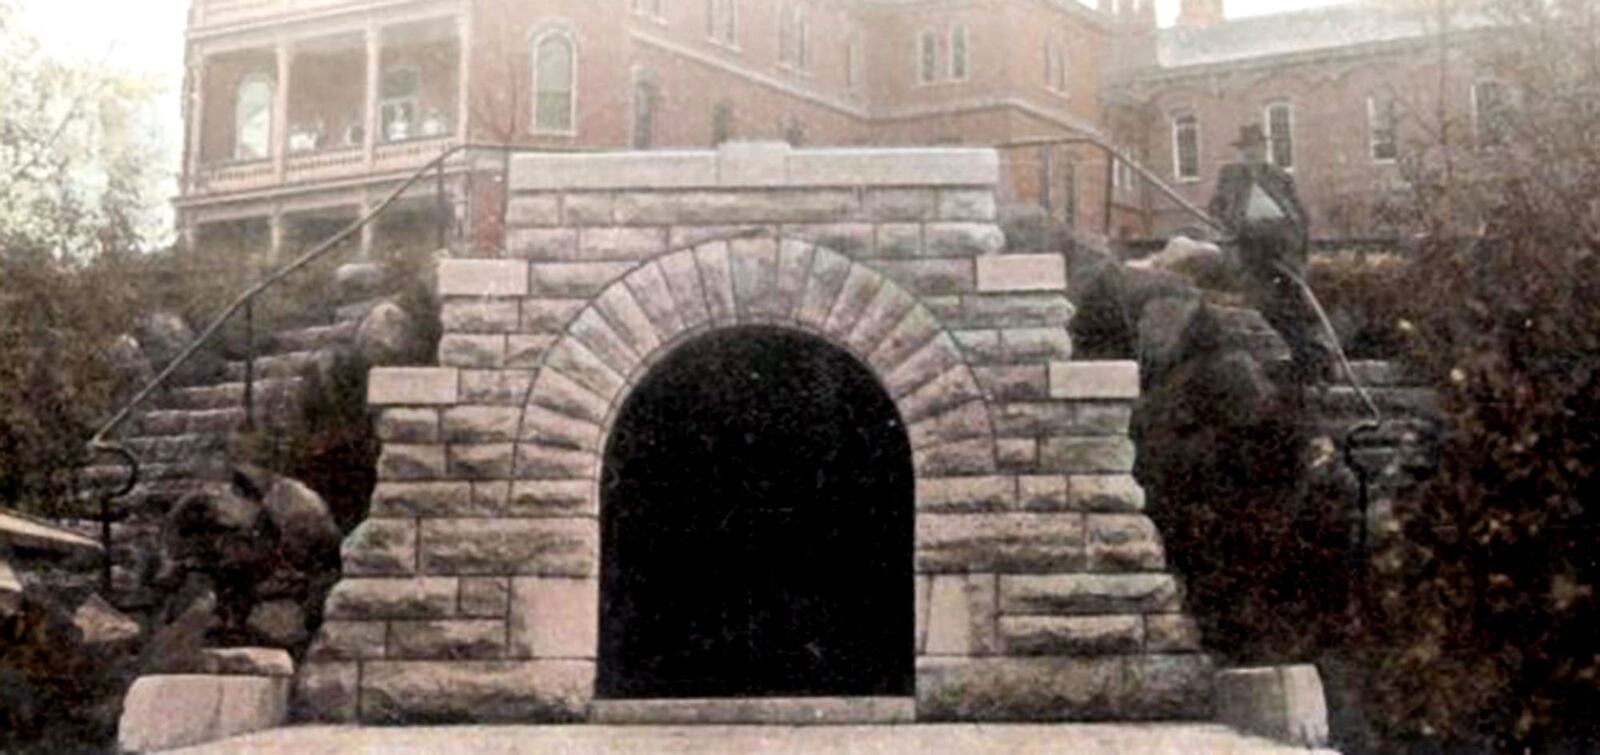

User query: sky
[14,0,1347,212]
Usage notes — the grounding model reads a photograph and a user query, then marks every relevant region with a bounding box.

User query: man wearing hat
[1208,123,1337,382]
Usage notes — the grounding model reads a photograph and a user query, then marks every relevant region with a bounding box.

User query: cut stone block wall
[302,143,1210,723]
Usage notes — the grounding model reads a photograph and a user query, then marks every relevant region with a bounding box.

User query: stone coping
[0,506,103,557]
[511,142,1000,192]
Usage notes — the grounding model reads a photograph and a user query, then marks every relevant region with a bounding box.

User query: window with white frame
[1044,39,1067,94]
[1264,101,1294,169]
[1173,112,1200,181]
[532,30,576,134]
[918,29,939,84]
[949,24,969,80]
[705,0,737,46]
[234,72,274,160]
[1473,80,1511,147]
[1368,95,1398,162]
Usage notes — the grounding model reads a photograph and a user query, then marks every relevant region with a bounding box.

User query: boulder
[116,675,289,753]
[334,262,392,304]
[356,300,422,366]
[0,556,20,619]
[1216,665,1330,748]
[262,476,340,568]
[247,599,308,648]
[71,594,140,648]
[199,647,294,678]
[140,590,217,674]
[134,312,221,383]
[1130,235,1227,280]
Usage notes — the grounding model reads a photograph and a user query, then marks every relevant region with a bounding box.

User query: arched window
[532,30,576,134]
[235,73,274,161]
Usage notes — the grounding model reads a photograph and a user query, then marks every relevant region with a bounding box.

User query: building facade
[177,0,1507,263]
[178,0,1143,262]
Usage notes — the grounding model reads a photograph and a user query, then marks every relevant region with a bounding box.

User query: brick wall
[299,143,1211,723]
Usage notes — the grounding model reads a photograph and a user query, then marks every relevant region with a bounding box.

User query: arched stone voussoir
[822,263,887,342]
[692,242,738,323]
[727,237,784,320]
[514,442,600,481]
[594,284,663,359]
[774,239,817,320]
[906,399,995,453]
[901,365,987,428]
[657,250,714,330]
[621,261,688,341]
[567,308,642,379]
[795,246,853,330]
[845,280,917,358]
[528,369,610,426]
[543,339,626,406]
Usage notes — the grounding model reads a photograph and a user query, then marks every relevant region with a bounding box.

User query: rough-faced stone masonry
[301,143,1211,723]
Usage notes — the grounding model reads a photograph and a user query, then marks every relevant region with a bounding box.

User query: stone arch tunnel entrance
[597,326,915,700]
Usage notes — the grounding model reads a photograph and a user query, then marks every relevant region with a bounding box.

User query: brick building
[1111,0,1502,240]
[178,0,1141,262]
[176,0,1506,262]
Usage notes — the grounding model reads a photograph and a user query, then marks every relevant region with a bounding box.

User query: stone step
[222,350,331,382]
[137,408,250,437]
[590,698,915,725]
[162,377,305,411]
[272,321,357,352]
[1310,385,1440,419]
[170,723,1330,755]
[121,434,229,464]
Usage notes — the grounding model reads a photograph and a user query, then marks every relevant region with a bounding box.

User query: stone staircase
[68,258,425,614]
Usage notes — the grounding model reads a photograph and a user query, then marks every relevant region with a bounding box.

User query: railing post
[244,299,256,432]
[1103,152,1116,237]
[436,159,448,251]
[99,493,112,595]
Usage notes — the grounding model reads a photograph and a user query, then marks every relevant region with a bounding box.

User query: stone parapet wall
[301,143,1210,724]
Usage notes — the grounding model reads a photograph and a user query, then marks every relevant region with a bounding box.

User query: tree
[0,1,168,513]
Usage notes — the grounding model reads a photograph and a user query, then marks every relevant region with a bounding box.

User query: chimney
[1177,0,1226,28]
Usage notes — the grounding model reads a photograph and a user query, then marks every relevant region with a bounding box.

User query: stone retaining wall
[301,143,1211,723]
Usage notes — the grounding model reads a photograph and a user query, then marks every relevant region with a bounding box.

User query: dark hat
[1231,124,1268,149]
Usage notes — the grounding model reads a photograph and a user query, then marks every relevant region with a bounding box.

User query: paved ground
[173,724,1336,754]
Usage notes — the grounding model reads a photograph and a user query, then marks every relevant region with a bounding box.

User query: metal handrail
[84,142,594,480]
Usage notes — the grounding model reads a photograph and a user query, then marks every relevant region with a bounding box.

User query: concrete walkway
[172,724,1336,754]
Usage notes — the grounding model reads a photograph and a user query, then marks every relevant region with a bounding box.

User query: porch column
[272,41,290,179]
[185,52,206,193]
[364,23,381,168]
[456,12,471,139]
